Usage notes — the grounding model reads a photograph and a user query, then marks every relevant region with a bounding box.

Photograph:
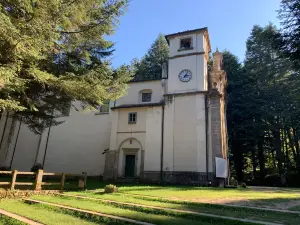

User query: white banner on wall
[215,157,227,178]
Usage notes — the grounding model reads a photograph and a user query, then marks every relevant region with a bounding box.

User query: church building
[0,28,228,185]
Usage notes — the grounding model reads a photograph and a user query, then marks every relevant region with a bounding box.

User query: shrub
[31,164,43,172]
[104,184,118,194]
[240,182,247,188]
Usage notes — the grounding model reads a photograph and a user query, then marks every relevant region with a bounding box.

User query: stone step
[116,177,139,183]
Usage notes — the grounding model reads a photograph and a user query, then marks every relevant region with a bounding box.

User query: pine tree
[227,24,300,185]
[277,0,300,66]
[0,0,132,133]
[133,34,169,81]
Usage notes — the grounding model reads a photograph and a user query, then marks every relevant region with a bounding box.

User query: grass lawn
[31,195,258,225]
[82,181,300,210]
[0,200,102,225]
[1,180,300,224]
[0,215,25,225]
[64,191,300,225]
[289,205,300,212]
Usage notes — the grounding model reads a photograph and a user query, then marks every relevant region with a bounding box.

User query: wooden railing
[0,170,87,191]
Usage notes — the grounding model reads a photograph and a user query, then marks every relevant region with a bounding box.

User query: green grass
[65,191,300,225]
[0,200,101,225]
[0,215,25,225]
[118,185,300,201]
[82,181,300,209]
[289,205,300,212]
[31,195,258,225]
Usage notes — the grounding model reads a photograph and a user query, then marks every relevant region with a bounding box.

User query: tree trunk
[0,115,17,169]
[273,127,285,185]
[258,139,265,180]
[251,146,257,179]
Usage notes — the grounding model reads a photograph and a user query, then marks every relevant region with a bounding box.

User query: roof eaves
[111,101,165,110]
[165,27,208,41]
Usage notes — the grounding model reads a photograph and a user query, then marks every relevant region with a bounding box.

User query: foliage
[276,0,300,67]
[104,184,118,193]
[239,182,247,188]
[226,24,300,186]
[132,33,169,81]
[0,0,133,133]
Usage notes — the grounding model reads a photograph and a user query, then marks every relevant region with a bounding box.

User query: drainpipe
[205,94,209,182]
[160,105,165,183]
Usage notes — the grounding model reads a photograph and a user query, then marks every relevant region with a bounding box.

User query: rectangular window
[180,38,192,50]
[128,112,137,124]
[142,93,152,102]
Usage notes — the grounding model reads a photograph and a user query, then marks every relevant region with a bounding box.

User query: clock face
[178,69,192,82]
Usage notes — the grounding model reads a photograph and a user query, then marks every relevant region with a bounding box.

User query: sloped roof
[165,27,208,40]
[111,100,165,110]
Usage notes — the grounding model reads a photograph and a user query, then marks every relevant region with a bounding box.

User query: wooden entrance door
[125,155,135,177]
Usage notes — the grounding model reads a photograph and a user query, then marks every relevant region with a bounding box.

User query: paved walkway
[59,193,282,225]
[0,209,44,225]
[25,199,154,225]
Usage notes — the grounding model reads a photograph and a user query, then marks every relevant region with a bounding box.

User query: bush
[240,182,247,188]
[31,164,43,172]
[104,184,118,194]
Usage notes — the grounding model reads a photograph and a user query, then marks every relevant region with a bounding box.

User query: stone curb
[0,209,44,225]
[59,193,282,225]
[24,199,154,225]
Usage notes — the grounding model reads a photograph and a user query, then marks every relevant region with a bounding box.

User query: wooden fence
[0,170,87,191]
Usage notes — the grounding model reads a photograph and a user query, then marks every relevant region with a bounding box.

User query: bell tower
[161,28,228,185]
[165,28,211,94]
[162,28,213,184]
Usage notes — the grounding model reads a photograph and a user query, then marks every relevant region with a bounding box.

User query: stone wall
[141,171,214,185]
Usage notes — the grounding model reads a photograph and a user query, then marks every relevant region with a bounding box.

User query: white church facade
[0,28,228,185]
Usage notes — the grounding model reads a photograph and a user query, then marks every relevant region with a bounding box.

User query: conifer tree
[133,34,169,81]
[0,0,132,133]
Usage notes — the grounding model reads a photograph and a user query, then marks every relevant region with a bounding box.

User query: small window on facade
[142,92,152,102]
[180,38,192,50]
[128,112,137,124]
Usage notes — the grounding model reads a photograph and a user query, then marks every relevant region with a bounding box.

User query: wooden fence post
[78,172,87,190]
[60,173,66,190]
[10,170,17,191]
[83,172,87,189]
[34,169,43,191]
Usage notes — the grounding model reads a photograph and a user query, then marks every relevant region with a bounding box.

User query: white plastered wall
[163,94,206,173]
[44,108,110,175]
[6,103,110,175]
[115,80,164,106]
[168,54,205,93]
[110,105,162,177]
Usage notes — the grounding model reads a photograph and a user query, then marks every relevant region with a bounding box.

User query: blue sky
[110,0,281,67]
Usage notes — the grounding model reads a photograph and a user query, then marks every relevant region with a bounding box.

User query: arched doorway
[118,138,143,178]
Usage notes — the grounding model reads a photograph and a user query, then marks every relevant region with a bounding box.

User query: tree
[0,0,132,133]
[223,51,246,182]
[275,0,300,100]
[277,0,300,66]
[227,24,300,186]
[133,33,169,81]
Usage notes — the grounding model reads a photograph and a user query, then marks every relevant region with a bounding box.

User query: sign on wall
[215,157,228,178]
